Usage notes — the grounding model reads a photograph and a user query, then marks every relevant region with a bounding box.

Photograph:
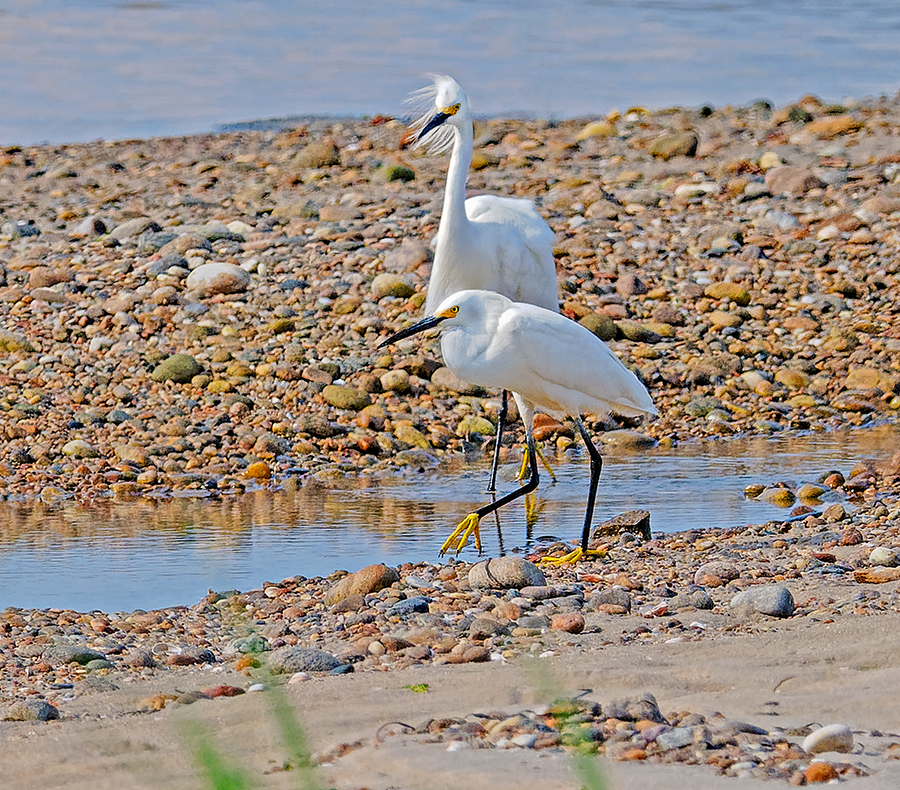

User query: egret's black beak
[417,111,451,140]
[378,314,444,348]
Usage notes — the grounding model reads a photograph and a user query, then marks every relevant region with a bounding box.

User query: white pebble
[802,723,854,754]
[246,683,267,693]
[869,547,899,567]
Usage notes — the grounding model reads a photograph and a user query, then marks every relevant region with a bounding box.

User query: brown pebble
[840,527,863,546]
[462,646,492,663]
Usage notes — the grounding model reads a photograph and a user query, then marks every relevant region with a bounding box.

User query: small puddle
[1,424,897,613]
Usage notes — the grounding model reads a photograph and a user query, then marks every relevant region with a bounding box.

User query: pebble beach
[3,93,900,787]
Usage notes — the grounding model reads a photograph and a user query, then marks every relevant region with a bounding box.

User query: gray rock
[371,273,415,300]
[518,586,560,600]
[669,590,714,611]
[605,693,667,724]
[387,596,431,617]
[516,614,551,629]
[43,645,107,666]
[469,616,511,638]
[4,699,59,721]
[296,414,342,438]
[589,588,632,613]
[730,584,795,618]
[655,726,696,751]
[268,647,342,674]
[468,557,546,590]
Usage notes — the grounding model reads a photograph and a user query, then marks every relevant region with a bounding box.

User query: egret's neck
[442,122,473,233]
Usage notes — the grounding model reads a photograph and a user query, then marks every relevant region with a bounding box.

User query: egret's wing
[496,306,656,418]
[465,195,558,310]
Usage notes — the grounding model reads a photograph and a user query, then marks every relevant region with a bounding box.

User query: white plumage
[407,74,559,315]
[380,289,657,562]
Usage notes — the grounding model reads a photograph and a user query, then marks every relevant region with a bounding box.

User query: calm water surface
[1,1,899,144]
[1,424,897,612]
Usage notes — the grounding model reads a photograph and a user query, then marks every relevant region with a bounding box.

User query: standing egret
[379,289,657,563]
[408,74,559,491]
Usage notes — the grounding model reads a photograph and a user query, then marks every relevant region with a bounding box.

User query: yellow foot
[439,513,483,555]
[517,445,557,483]
[538,546,607,566]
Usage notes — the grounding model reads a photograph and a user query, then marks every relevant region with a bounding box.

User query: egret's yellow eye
[450,305,459,314]
[443,103,461,116]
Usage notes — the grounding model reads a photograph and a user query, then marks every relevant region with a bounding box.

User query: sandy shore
[2,602,900,789]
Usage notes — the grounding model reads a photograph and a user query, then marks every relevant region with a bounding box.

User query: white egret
[408,75,560,491]
[380,289,657,563]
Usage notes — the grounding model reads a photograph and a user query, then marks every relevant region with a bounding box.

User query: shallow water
[1,1,899,144]
[0,423,897,613]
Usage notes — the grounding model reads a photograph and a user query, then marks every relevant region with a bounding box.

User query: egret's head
[406,74,469,154]
[378,290,502,349]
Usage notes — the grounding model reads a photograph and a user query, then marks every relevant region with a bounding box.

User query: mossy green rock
[322,384,371,411]
[580,312,617,341]
[151,353,203,383]
[378,164,415,183]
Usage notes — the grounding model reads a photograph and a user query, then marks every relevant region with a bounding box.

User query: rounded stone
[151,353,203,383]
[324,564,400,606]
[869,547,899,567]
[730,584,795,618]
[468,557,546,590]
[371,273,415,300]
[802,723,854,754]
[693,561,740,587]
[268,647,342,674]
[550,612,585,634]
[322,384,371,411]
[185,262,251,296]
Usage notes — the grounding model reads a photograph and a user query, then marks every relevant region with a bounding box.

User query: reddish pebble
[840,527,863,546]
[551,612,585,633]
[203,685,246,698]
[804,762,839,783]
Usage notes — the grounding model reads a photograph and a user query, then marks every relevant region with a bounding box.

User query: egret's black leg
[539,416,605,565]
[486,389,509,493]
[441,429,539,555]
[574,417,603,553]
